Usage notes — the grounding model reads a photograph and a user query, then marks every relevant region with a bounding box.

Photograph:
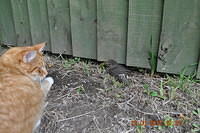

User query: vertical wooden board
[0,46,7,55]
[97,0,128,64]
[11,0,32,46]
[47,0,72,54]
[0,45,4,55]
[197,60,200,78]
[27,0,51,50]
[157,0,200,75]
[126,0,163,68]
[0,0,16,44]
[70,0,97,59]
[0,47,3,55]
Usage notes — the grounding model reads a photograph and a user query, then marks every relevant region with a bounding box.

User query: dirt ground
[36,54,200,133]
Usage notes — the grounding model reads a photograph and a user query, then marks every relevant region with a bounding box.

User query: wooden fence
[0,0,200,78]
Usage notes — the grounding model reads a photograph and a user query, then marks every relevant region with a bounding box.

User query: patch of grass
[192,123,200,133]
[143,83,166,100]
[105,88,113,92]
[178,65,198,91]
[157,124,165,131]
[192,108,200,117]
[136,125,145,133]
[159,80,167,99]
[138,68,145,73]
[164,76,179,100]
[150,91,166,100]
[63,57,80,69]
[81,62,90,76]
[143,64,199,102]
[99,63,106,70]
[111,77,125,88]
[163,115,175,128]
[143,84,151,95]
[97,63,106,74]
[179,64,199,85]
[163,65,199,99]
[114,92,124,99]
[192,108,200,131]
[169,86,178,100]
[148,36,157,76]
[75,85,85,94]
[103,74,125,92]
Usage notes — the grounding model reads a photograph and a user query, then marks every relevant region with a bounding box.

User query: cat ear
[23,50,37,63]
[34,42,46,53]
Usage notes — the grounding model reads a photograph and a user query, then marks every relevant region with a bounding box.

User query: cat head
[1,42,48,80]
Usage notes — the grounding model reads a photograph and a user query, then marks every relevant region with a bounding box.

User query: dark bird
[105,59,131,84]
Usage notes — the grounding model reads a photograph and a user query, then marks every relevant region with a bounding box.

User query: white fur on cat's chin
[45,77,54,85]
[30,75,45,82]
[33,119,41,132]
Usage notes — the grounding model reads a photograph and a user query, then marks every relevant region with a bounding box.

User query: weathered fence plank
[47,0,72,54]
[0,0,200,76]
[0,47,3,55]
[0,46,7,55]
[0,0,16,44]
[127,0,163,68]
[197,61,200,78]
[27,0,51,50]
[0,48,5,55]
[97,0,128,64]
[11,0,32,46]
[70,0,97,59]
[157,0,200,75]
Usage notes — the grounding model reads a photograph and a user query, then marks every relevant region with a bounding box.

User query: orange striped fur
[0,43,53,133]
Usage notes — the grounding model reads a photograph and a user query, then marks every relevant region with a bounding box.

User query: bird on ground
[105,59,131,84]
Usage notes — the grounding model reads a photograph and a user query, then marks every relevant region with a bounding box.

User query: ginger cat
[0,43,54,133]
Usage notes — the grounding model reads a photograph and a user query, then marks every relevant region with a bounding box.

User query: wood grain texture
[97,0,128,64]
[11,0,32,46]
[0,0,16,45]
[47,0,72,54]
[0,47,7,55]
[126,0,163,68]
[70,0,97,59]
[157,0,200,75]
[197,60,200,78]
[27,0,51,50]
